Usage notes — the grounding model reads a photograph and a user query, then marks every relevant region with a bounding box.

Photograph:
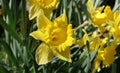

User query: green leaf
[0,65,9,73]
[0,40,17,66]
[1,0,14,28]
[20,0,27,38]
[0,17,22,43]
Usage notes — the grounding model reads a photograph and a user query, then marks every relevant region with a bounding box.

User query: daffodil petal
[86,0,95,15]
[35,43,54,65]
[54,9,67,26]
[77,39,84,47]
[52,48,72,62]
[44,9,53,19]
[29,5,40,20]
[30,30,46,41]
[37,9,52,29]
[104,5,113,21]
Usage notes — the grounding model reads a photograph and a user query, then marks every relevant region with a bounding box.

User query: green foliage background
[0,0,120,73]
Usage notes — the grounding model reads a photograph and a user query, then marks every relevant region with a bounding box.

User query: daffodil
[86,0,106,25]
[77,30,100,51]
[102,42,117,67]
[77,29,89,47]
[92,39,106,73]
[87,0,113,33]
[27,0,59,20]
[110,11,120,43]
[93,40,117,73]
[90,37,100,51]
[30,9,75,65]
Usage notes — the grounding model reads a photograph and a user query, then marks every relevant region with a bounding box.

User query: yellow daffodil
[86,0,106,25]
[77,30,101,51]
[90,37,100,51]
[93,40,117,73]
[102,42,117,67]
[77,29,89,47]
[110,11,120,43]
[87,0,106,33]
[87,0,114,33]
[27,0,59,20]
[92,49,104,73]
[30,9,75,65]
[92,58,101,73]
[92,37,107,73]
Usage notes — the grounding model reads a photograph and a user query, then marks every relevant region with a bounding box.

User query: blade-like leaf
[0,17,22,43]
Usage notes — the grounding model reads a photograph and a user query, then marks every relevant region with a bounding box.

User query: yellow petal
[27,0,35,5]
[29,5,40,20]
[54,9,67,26]
[86,0,95,15]
[35,43,54,65]
[77,39,84,47]
[77,29,89,48]
[37,9,52,29]
[52,47,72,62]
[61,9,67,24]
[90,37,100,51]
[103,42,117,67]
[93,12,106,26]
[114,11,120,27]
[114,11,120,20]
[95,6,105,13]
[104,5,113,21]
[44,9,53,19]
[30,30,46,41]
[92,58,101,73]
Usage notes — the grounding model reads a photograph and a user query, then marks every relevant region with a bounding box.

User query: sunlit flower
[86,0,106,25]
[93,40,117,73]
[110,11,120,43]
[30,9,75,65]
[90,37,100,51]
[102,42,117,67]
[77,29,89,47]
[77,30,100,51]
[87,0,113,33]
[27,0,59,20]
[92,58,101,73]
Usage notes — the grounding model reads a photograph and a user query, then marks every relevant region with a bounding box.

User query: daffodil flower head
[110,11,120,43]
[87,0,115,34]
[30,9,75,65]
[27,0,59,20]
[102,42,117,67]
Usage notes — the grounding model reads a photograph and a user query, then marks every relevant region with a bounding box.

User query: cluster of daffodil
[27,0,120,73]
[83,0,120,72]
